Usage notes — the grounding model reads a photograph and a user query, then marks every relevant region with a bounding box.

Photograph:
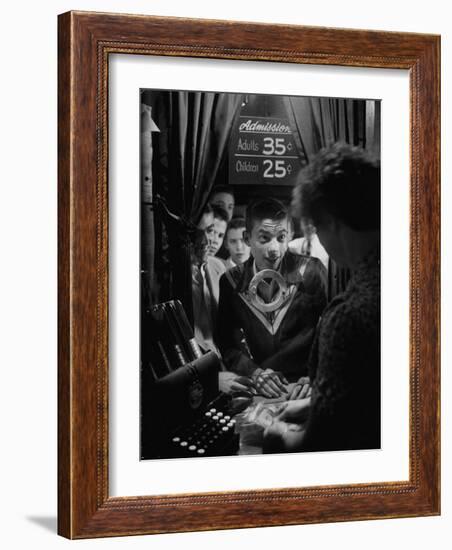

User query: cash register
[140,300,239,459]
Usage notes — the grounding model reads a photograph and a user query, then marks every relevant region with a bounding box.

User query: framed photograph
[138,88,383,461]
[58,11,440,538]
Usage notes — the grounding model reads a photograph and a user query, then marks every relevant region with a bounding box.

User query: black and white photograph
[140,89,381,460]
[1,0,445,545]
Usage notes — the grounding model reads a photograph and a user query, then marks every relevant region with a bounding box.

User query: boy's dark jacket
[217,251,327,382]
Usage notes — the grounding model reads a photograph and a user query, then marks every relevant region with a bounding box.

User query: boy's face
[224,227,250,265]
[207,217,227,257]
[194,211,215,264]
[246,217,290,272]
[210,192,235,221]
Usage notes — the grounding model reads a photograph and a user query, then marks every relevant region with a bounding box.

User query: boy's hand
[253,368,289,398]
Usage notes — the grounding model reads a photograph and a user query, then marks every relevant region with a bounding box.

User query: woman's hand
[263,420,306,453]
[276,397,311,423]
[287,376,311,400]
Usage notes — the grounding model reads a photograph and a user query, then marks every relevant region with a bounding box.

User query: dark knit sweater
[217,252,327,382]
[301,249,381,452]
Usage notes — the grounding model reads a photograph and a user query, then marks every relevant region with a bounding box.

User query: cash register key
[197,449,206,455]
[217,412,223,418]
[172,436,181,443]
[219,419,226,424]
[227,422,235,428]
[188,445,197,452]
[222,426,229,432]
[180,441,188,448]
[212,415,219,421]
[209,408,217,414]
[224,416,231,421]
[205,412,212,418]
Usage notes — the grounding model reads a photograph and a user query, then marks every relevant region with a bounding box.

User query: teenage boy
[191,204,225,354]
[217,198,327,398]
[207,205,228,258]
[208,185,235,222]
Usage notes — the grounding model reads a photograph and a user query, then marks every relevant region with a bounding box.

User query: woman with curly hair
[264,143,381,453]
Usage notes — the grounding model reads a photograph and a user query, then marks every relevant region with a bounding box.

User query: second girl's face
[225,227,250,265]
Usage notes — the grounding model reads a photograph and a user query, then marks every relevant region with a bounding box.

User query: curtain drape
[140,104,160,310]
[143,91,243,320]
[284,96,379,299]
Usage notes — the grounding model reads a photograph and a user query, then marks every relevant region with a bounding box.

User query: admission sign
[229,116,303,186]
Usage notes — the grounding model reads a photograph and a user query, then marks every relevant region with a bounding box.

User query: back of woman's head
[292,143,380,232]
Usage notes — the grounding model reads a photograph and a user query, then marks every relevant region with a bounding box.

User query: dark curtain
[284,96,380,299]
[142,91,243,320]
[140,103,160,311]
